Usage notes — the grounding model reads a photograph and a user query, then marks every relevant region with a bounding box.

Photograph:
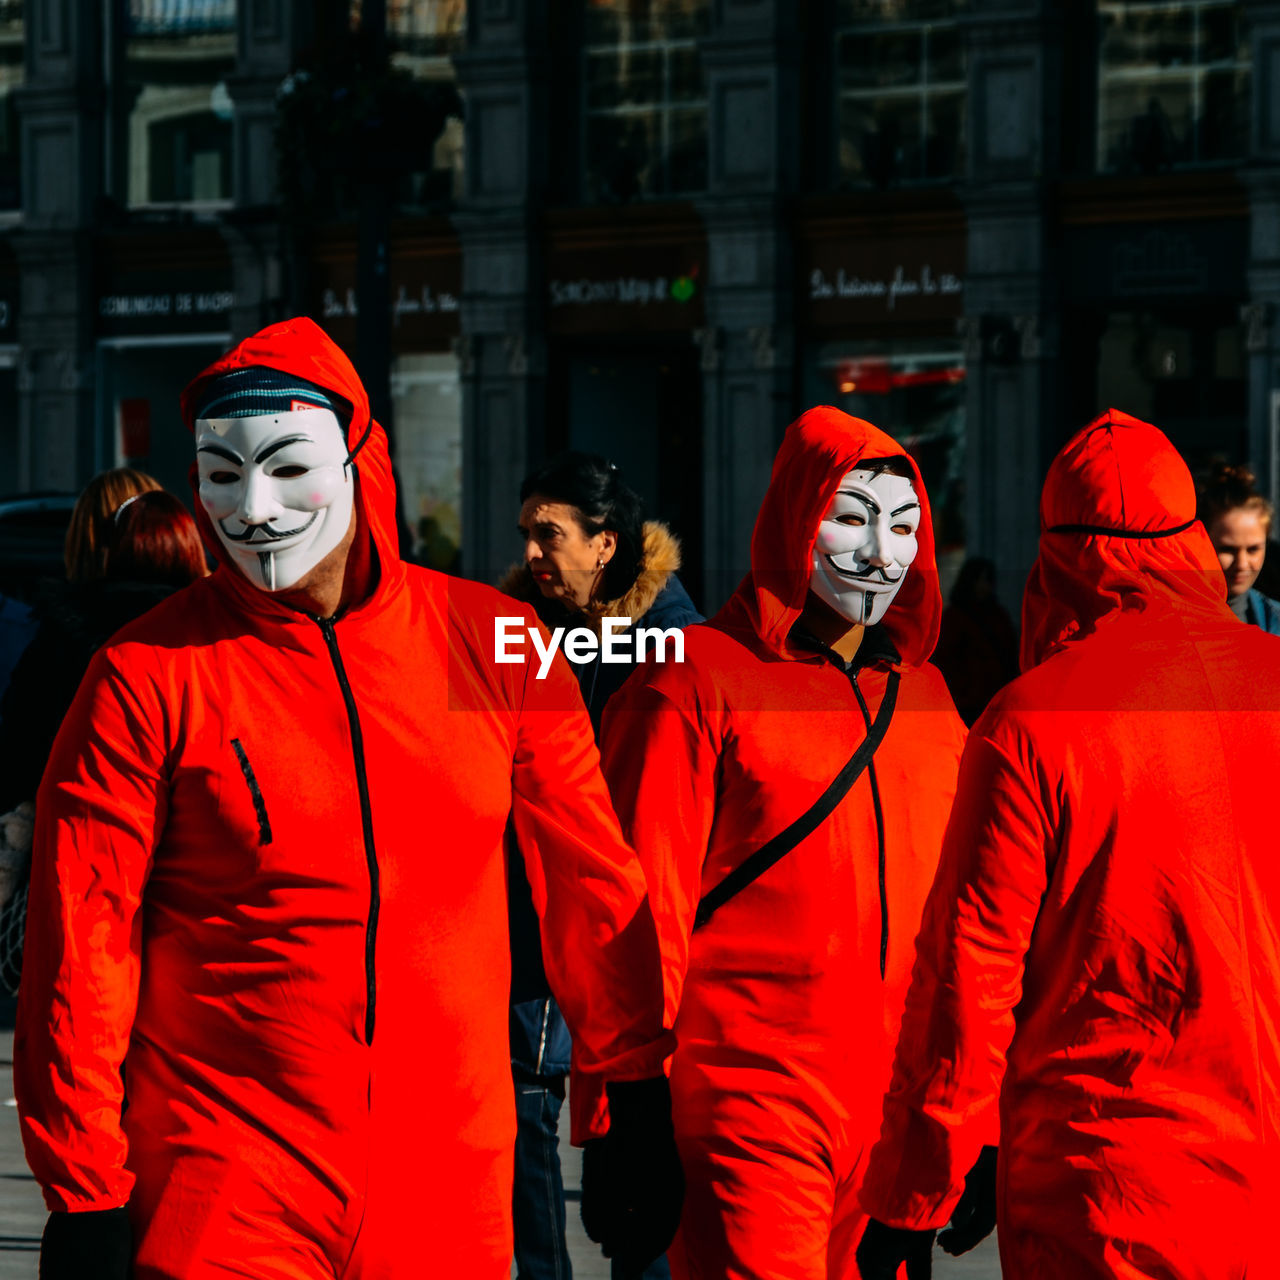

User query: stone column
[1243,3,1280,497]
[697,1,800,608]
[961,1,1060,607]
[12,0,104,490]
[454,1,548,583]
[221,0,303,341]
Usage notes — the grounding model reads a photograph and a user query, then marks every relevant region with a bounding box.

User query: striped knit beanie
[193,366,352,426]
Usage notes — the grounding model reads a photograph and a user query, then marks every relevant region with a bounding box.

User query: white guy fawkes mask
[810,466,921,626]
[195,408,355,592]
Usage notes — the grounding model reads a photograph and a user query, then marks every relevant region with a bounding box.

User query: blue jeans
[513,1077,571,1280]
[512,1077,673,1280]
[612,1256,672,1279]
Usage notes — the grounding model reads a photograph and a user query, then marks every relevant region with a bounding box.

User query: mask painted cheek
[198,480,241,522]
[276,467,349,511]
[815,522,866,555]
[894,534,921,567]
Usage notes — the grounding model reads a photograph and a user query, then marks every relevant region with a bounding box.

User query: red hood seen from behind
[178,317,404,610]
[1021,408,1228,671]
[716,405,942,668]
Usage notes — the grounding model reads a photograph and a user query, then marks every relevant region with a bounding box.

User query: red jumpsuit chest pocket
[160,730,365,898]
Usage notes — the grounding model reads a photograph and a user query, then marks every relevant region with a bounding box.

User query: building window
[836,0,967,187]
[805,339,968,579]
[390,352,462,571]
[1097,1,1250,172]
[582,0,710,203]
[0,1,20,212]
[124,0,236,206]
[350,1,467,208]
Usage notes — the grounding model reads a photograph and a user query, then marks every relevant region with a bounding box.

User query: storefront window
[0,1,21,211]
[124,0,236,206]
[1094,307,1246,469]
[1097,1,1250,172]
[805,339,967,590]
[390,352,463,570]
[350,0,467,208]
[836,0,967,187]
[582,0,710,203]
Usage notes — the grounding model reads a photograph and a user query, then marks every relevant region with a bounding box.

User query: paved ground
[0,1004,41,1279]
[0,1003,1000,1278]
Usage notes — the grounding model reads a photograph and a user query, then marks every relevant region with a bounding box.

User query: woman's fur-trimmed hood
[498,521,683,635]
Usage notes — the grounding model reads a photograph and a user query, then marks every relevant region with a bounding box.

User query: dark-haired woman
[501,452,701,1280]
[1198,462,1280,634]
[506,450,702,729]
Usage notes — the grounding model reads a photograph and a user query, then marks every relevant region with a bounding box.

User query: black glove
[937,1144,998,1256]
[579,1077,684,1274]
[856,1217,934,1280]
[40,1207,131,1280]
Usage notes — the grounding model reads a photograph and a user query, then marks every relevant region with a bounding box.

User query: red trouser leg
[129,1137,354,1280]
[124,1047,364,1280]
[667,1054,844,1280]
[340,1056,514,1279]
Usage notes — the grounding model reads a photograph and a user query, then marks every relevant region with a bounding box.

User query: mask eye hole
[890,523,914,536]
[835,513,867,527]
[271,464,308,479]
[207,471,238,485]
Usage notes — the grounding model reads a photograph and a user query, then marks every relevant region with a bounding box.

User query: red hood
[1021,408,1228,671]
[179,317,404,611]
[716,405,942,668]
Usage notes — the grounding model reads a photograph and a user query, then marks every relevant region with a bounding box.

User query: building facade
[4,0,1278,610]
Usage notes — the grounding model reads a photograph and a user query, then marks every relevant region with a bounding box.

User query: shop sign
[1063,222,1244,303]
[549,272,699,310]
[545,241,705,333]
[311,248,463,352]
[320,283,462,323]
[98,290,234,322]
[803,235,966,328]
[808,264,963,312]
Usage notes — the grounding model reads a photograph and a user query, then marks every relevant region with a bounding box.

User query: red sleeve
[598,679,720,1030]
[563,672,720,1144]
[859,723,1051,1228]
[510,644,674,1092]
[14,647,167,1212]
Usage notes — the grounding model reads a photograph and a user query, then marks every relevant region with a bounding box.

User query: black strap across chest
[692,667,901,932]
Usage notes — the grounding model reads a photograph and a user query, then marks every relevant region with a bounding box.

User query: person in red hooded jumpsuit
[857,410,1280,1280]
[590,406,966,1279]
[14,318,679,1279]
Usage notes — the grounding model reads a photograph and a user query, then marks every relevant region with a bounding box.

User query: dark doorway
[548,339,704,610]
[1069,303,1248,475]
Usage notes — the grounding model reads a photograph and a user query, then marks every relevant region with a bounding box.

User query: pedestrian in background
[502,451,702,1280]
[505,450,702,732]
[0,484,206,992]
[933,555,1019,725]
[0,592,35,701]
[1198,461,1280,633]
[0,473,190,813]
[857,410,1280,1279]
